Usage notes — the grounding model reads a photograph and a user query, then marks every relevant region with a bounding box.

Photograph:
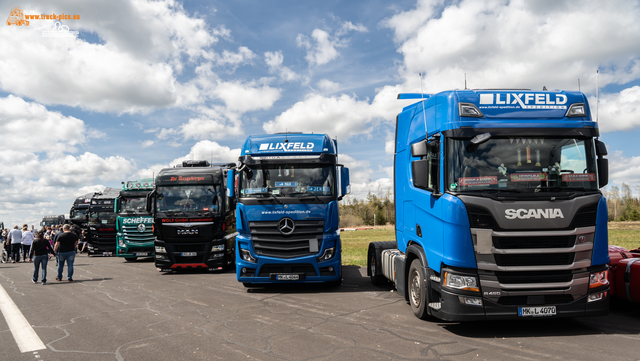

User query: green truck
[115,179,155,261]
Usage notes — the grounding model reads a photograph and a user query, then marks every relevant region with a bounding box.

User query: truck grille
[569,203,598,228]
[122,224,155,243]
[249,220,324,259]
[493,235,575,249]
[495,270,573,284]
[494,253,575,267]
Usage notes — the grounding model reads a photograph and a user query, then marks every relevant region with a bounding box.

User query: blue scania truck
[115,179,155,261]
[368,89,610,321]
[227,133,350,286]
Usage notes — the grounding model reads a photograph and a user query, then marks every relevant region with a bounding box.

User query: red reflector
[222,223,226,231]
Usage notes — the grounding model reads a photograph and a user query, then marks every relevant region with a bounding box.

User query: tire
[125,257,137,262]
[408,259,430,320]
[368,248,387,285]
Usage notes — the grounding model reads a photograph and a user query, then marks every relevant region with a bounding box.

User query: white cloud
[264,51,300,82]
[593,86,640,133]
[337,21,368,36]
[317,79,340,92]
[297,29,341,66]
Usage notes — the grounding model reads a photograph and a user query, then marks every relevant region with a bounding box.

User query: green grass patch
[342,229,394,266]
[342,228,640,267]
[608,230,640,251]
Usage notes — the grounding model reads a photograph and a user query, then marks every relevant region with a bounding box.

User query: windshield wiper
[290,191,322,202]
[535,186,590,192]
[249,191,282,204]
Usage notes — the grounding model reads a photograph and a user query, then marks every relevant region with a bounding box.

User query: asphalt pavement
[1,254,639,361]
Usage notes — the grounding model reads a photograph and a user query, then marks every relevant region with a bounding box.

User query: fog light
[588,291,606,302]
[155,246,167,253]
[240,248,257,263]
[328,266,334,272]
[241,267,247,274]
[458,296,482,306]
[155,254,166,260]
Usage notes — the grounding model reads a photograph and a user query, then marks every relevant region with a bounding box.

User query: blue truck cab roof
[399,89,597,141]
[241,133,337,157]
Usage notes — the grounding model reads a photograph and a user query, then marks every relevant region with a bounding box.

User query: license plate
[276,274,300,281]
[135,252,148,256]
[102,252,112,256]
[181,252,197,257]
[518,306,556,317]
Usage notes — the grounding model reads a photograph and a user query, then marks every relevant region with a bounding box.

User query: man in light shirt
[21,224,34,262]
[8,225,23,263]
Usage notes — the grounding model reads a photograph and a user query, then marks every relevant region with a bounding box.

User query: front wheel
[408,259,430,320]
[368,248,387,285]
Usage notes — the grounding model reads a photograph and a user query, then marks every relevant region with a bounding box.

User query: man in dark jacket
[54,224,79,282]
[29,231,56,285]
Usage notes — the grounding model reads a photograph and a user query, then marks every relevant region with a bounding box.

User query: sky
[1,0,640,227]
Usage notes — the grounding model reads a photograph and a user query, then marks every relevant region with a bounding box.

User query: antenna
[578,78,581,92]
[419,73,427,136]
[464,73,467,90]
[596,69,599,123]
[285,128,289,143]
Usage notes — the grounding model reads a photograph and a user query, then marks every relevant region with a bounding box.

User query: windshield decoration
[275,182,297,187]
[459,177,497,187]
[246,188,268,194]
[307,186,330,193]
[562,174,596,182]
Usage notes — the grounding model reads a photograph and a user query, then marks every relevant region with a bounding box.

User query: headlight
[589,270,609,289]
[211,244,225,252]
[155,246,167,253]
[118,239,125,247]
[240,248,257,263]
[90,227,96,231]
[443,272,479,292]
[317,247,336,262]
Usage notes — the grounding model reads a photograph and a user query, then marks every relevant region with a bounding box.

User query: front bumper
[116,241,154,258]
[154,239,233,270]
[236,234,341,284]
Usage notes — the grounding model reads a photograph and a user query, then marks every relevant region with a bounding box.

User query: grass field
[341,222,640,267]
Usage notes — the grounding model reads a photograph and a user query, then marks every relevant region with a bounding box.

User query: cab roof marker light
[459,103,484,118]
[566,103,586,117]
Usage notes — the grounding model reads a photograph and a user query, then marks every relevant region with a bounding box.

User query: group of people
[1,223,83,284]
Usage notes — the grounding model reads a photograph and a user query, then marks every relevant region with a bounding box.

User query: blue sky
[1,0,640,227]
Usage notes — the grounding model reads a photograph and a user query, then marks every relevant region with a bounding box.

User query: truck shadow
[244,265,391,294]
[440,298,640,337]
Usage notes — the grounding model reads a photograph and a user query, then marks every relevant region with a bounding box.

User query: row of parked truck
[40,87,630,321]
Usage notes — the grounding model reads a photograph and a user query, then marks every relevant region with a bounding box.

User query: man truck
[368,89,610,321]
[86,187,120,256]
[227,133,350,286]
[115,179,155,261]
[150,160,236,271]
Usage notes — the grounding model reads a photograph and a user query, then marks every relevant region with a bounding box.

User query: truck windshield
[70,209,87,220]
[240,164,335,198]
[155,185,222,213]
[88,211,117,224]
[120,196,147,213]
[447,136,598,193]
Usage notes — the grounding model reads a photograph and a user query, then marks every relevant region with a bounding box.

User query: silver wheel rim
[370,253,376,276]
[410,270,421,307]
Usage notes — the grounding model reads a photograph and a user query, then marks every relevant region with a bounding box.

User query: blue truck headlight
[240,248,257,263]
[211,244,225,252]
[443,272,479,292]
[589,270,608,289]
[155,246,167,253]
[317,247,336,262]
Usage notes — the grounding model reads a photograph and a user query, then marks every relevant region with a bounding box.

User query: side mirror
[114,197,119,213]
[597,158,608,188]
[595,140,608,156]
[145,190,155,213]
[244,167,253,180]
[411,140,428,158]
[226,169,235,197]
[339,167,351,200]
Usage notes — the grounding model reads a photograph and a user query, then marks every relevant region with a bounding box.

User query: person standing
[29,231,56,284]
[54,224,79,282]
[8,225,22,263]
[21,225,34,262]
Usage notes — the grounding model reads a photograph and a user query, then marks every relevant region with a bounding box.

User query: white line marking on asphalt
[0,283,46,353]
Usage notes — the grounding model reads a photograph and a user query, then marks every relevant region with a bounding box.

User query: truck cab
[151,161,237,271]
[115,179,155,261]
[86,188,120,256]
[369,89,610,321]
[68,193,93,231]
[230,133,350,286]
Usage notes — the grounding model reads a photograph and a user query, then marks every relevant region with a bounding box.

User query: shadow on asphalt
[46,278,113,285]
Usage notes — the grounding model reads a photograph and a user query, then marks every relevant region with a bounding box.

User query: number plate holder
[181,252,197,257]
[270,273,305,281]
[518,306,557,317]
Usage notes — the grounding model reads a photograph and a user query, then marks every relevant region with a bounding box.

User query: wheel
[369,248,387,285]
[125,257,137,262]
[408,259,430,320]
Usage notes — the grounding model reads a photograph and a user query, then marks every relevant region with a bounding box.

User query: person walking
[21,224,34,262]
[8,225,23,263]
[54,224,79,282]
[29,231,56,284]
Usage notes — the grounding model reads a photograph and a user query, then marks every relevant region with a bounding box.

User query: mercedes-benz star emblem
[278,217,295,235]
[138,224,146,232]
